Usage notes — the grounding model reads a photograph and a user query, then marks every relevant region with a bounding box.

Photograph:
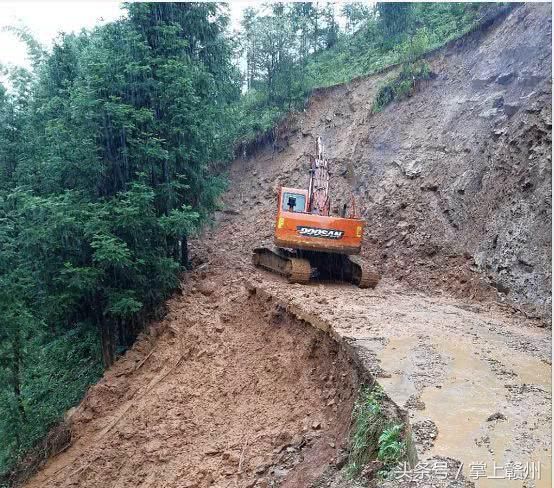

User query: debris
[487,412,507,422]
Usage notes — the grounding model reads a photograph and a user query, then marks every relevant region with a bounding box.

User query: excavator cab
[281,189,308,213]
[275,186,363,255]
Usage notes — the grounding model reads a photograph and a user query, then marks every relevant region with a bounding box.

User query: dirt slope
[24,274,363,488]
[230,3,552,320]
[23,4,551,488]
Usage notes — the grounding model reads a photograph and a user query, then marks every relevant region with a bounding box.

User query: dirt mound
[24,276,361,488]
[224,3,551,321]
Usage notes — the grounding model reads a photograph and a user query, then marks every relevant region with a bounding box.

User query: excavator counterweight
[252,137,380,288]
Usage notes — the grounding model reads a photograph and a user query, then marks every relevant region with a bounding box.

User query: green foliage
[0,3,239,480]
[346,385,406,479]
[302,2,482,90]
[372,61,432,113]
[377,424,406,476]
[235,2,341,146]
[0,326,102,475]
[377,3,414,38]
[235,3,486,150]
[342,3,373,34]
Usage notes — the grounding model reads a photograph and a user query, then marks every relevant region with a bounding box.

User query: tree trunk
[95,294,114,367]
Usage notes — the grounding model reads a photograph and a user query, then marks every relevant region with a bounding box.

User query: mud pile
[24,274,363,488]
[227,3,551,320]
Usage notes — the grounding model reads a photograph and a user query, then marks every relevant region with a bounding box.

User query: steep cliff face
[239,3,551,320]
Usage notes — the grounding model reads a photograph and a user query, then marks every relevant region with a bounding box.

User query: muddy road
[23,4,551,488]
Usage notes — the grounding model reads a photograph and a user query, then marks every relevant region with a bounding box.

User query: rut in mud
[23,273,366,488]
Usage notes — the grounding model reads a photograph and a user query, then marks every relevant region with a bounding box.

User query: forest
[0,2,491,480]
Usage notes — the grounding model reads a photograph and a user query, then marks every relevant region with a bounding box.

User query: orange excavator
[252,137,380,288]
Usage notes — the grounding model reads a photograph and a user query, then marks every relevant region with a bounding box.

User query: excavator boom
[252,137,380,288]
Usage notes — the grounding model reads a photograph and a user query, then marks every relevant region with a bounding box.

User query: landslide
[218,3,552,321]
[23,272,363,488]
[20,4,551,488]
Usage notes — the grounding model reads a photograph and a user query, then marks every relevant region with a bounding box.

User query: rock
[402,160,423,179]
[479,107,501,119]
[290,434,304,447]
[145,439,162,453]
[405,394,426,410]
[496,71,516,85]
[361,460,385,478]
[271,467,289,477]
[487,412,507,422]
[492,95,505,108]
[334,451,348,469]
[504,103,520,116]
[471,74,497,89]
[197,281,215,296]
[312,421,322,430]
[420,182,439,191]
[64,406,78,421]
[204,446,221,456]
[412,419,438,452]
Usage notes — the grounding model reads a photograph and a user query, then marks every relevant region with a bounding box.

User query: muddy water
[379,334,552,488]
[378,336,419,406]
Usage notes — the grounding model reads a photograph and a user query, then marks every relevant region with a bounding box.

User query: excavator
[252,137,380,288]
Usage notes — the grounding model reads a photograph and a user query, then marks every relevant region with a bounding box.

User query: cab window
[282,192,306,213]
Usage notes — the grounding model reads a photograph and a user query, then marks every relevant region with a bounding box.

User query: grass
[346,385,407,479]
[372,60,433,113]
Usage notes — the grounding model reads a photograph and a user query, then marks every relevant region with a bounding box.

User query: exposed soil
[255,280,551,487]
[22,4,551,488]
[225,3,552,321]
[24,274,364,488]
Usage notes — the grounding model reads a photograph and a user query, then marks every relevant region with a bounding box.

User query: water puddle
[378,333,551,488]
[378,336,419,406]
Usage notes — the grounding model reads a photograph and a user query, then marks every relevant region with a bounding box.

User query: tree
[342,3,373,34]
[376,2,413,37]
[0,3,241,476]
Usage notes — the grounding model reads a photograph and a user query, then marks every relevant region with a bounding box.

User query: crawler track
[252,247,380,288]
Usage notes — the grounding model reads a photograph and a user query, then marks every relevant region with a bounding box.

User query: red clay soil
[23,269,358,488]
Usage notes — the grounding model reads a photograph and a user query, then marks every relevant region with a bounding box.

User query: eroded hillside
[227,3,552,321]
[20,4,551,488]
